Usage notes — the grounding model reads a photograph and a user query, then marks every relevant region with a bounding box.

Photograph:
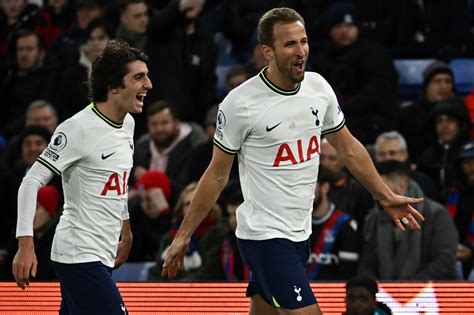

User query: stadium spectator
[358,161,458,280]
[0,0,39,66]
[177,105,221,186]
[224,65,251,98]
[148,182,228,280]
[115,0,149,51]
[0,126,52,265]
[55,18,112,121]
[320,138,373,229]
[418,98,471,200]
[133,100,206,199]
[445,140,474,279]
[219,179,249,281]
[127,170,172,262]
[396,60,460,161]
[243,43,268,77]
[311,3,398,144]
[36,0,75,48]
[307,166,361,281]
[0,185,60,280]
[145,0,218,127]
[219,0,282,62]
[412,1,473,60]
[374,130,438,200]
[46,0,103,67]
[2,99,58,172]
[344,276,392,315]
[1,30,56,139]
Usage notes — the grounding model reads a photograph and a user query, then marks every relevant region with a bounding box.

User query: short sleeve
[37,119,84,175]
[321,78,345,136]
[213,92,250,154]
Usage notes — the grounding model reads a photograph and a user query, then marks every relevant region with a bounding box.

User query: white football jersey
[37,103,134,267]
[214,69,345,242]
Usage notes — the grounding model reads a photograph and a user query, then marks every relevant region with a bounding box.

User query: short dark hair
[346,276,378,297]
[257,7,305,47]
[376,160,410,179]
[17,29,45,51]
[226,65,249,82]
[147,100,179,120]
[89,39,149,103]
[118,0,147,15]
[20,125,52,146]
[86,18,114,40]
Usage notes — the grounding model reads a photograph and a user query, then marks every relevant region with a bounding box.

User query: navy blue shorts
[53,261,127,315]
[237,237,316,309]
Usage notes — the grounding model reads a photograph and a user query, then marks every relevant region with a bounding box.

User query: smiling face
[112,60,152,114]
[263,21,308,89]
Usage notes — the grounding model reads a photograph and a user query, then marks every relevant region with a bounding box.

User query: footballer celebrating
[13,39,152,314]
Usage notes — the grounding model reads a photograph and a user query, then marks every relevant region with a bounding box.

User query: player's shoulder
[303,71,331,88]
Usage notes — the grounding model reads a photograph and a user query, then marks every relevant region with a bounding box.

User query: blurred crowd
[1,0,474,286]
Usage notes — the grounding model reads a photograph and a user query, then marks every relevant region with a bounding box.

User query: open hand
[380,194,425,231]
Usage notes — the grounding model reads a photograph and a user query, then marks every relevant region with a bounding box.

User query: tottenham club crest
[217,110,226,129]
[310,107,320,126]
[49,132,67,151]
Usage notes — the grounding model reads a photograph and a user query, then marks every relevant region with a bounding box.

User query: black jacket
[312,38,398,144]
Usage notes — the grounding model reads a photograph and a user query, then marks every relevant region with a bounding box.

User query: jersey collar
[89,103,123,128]
[259,66,301,96]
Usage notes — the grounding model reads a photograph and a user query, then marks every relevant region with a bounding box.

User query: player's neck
[95,101,127,123]
[265,66,298,90]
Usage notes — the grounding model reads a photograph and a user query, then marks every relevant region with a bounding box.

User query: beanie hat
[135,170,172,200]
[422,60,454,88]
[430,98,470,125]
[20,125,52,146]
[37,185,60,216]
[325,3,359,32]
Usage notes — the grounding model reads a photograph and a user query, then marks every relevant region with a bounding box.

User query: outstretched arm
[325,127,424,231]
[13,162,54,289]
[161,146,235,279]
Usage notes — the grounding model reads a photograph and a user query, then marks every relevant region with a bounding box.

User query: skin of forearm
[121,220,133,243]
[337,136,395,202]
[175,166,229,240]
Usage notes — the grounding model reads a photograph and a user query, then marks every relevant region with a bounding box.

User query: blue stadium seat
[450,58,474,94]
[215,64,241,98]
[393,59,436,97]
[112,262,155,281]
